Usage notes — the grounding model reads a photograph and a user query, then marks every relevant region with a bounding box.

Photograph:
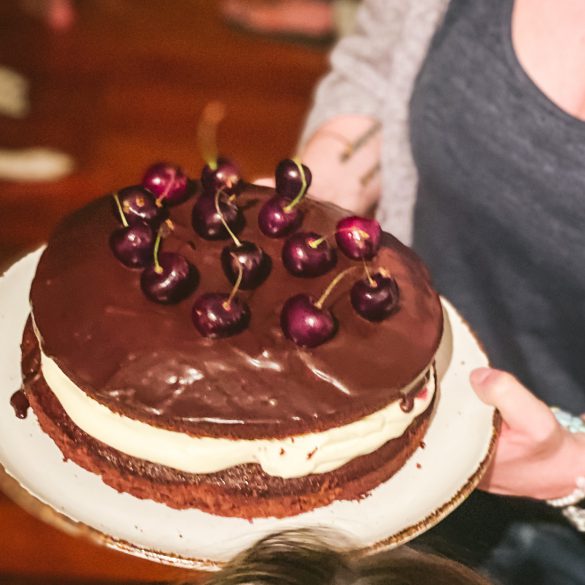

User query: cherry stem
[309,226,370,249]
[315,267,358,309]
[283,158,307,213]
[214,189,242,247]
[113,192,128,228]
[153,229,163,274]
[198,101,226,170]
[362,258,375,287]
[155,167,176,207]
[224,256,244,309]
[308,233,328,249]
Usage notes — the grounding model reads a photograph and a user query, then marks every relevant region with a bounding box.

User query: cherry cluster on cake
[109,156,400,348]
[110,164,199,305]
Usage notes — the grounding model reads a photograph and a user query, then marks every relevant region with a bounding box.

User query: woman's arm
[296,0,409,212]
[297,0,447,242]
[300,115,382,215]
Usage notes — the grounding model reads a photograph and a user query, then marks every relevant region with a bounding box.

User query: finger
[470,367,555,435]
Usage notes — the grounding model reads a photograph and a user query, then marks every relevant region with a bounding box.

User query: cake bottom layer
[21,318,434,519]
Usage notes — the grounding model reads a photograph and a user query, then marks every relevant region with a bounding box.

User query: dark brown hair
[200,529,494,585]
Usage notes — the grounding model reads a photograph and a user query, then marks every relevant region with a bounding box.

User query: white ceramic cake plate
[0,249,499,571]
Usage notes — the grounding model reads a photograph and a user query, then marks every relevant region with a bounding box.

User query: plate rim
[0,403,499,571]
[0,249,501,571]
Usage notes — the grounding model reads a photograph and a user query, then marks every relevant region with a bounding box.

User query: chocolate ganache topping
[30,183,443,439]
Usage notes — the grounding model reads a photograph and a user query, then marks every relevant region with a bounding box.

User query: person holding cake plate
[295,0,585,583]
[2,1,583,578]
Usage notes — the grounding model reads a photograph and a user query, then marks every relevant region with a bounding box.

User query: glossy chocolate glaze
[10,389,29,419]
[30,184,443,439]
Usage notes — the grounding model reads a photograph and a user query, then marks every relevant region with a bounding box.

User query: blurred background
[0,0,335,581]
[0,0,337,267]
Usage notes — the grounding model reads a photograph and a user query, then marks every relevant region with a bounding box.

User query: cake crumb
[420,441,426,449]
[416,463,422,469]
[280,448,286,456]
[307,447,318,460]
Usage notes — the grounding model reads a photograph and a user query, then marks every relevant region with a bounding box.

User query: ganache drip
[10,389,29,419]
[400,394,415,413]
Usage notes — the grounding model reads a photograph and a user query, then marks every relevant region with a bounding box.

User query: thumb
[470,367,553,434]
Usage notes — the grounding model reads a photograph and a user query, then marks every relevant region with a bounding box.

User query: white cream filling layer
[39,350,435,479]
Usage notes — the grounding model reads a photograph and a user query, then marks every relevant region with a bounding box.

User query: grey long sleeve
[300,0,448,245]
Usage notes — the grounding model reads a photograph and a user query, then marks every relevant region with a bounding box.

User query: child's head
[201,529,493,585]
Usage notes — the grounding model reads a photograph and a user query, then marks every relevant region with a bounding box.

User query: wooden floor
[0,1,328,581]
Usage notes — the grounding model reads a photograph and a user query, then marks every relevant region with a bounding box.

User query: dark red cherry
[109,223,154,268]
[201,157,242,197]
[140,252,198,304]
[351,272,399,321]
[280,266,356,347]
[280,294,335,348]
[113,186,166,227]
[142,162,189,206]
[261,160,309,235]
[191,192,244,240]
[192,293,250,338]
[221,241,270,290]
[258,195,303,238]
[282,232,337,277]
[275,158,312,199]
[335,216,382,260]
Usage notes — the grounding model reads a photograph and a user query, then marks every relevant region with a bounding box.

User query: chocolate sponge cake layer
[22,318,433,518]
[29,184,443,439]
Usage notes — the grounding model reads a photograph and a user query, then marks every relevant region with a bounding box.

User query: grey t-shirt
[410,0,585,411]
